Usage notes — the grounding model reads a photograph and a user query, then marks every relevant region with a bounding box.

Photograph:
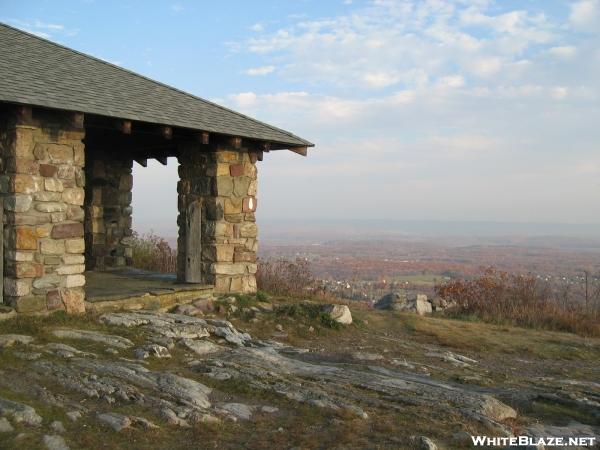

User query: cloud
[219,1,600,223]
[469,57,503,77]
[230,92,258,108]
[244,65,275,76]
[362,72,400,88]
[436,75,465,88]
[171,3,184,13]
[551,86,568,100]
[570,0,600,32]
[548,45,576,58]
[5,18,76,39]
[239,1,568,91]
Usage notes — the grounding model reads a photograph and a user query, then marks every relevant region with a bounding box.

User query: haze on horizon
[3,0,600,234]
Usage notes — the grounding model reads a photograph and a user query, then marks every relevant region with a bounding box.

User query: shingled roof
[0,23,312,149]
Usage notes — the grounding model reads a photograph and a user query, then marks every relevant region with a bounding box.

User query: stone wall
[84,153,133,270]
[0,110,86,313]
[177,144,258,293]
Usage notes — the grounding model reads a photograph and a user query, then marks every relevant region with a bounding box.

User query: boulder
[193,298,215,313]
[43,435,70,450]
[0,306,17,322]
[414,436,437,450]
[430,297,456,311]
[172,304,202,316]
[97,412,131,432]
[0,417,14,433]
[322,304,353,324]
[180,339,224,355]
[0,334,34,348]
[430,297,446,310]
[375,292,432,315]
[0,396,43,426]
[218,402,254,421]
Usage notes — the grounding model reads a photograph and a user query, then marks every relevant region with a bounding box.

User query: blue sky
[2,0,600,235]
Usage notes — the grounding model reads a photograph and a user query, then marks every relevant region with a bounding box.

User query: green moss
[256,291,269,302]
[275,303,341,330]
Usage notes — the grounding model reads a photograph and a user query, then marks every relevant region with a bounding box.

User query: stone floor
[84,268,213,311]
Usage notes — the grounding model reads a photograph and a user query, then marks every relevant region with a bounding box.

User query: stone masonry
[0,110,86,313]
[84,152,133,270]
[0,108,260,314]
[177,144,258,294]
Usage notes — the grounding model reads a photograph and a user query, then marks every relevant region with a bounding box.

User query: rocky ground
[0,295,598,449]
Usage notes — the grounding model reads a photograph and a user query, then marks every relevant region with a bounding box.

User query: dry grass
[130,231,177,273]
[436,268,600,337]
[256,258,315,297]
[256,258,343,305]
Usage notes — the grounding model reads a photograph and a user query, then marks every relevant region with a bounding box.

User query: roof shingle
[0,24,313,148]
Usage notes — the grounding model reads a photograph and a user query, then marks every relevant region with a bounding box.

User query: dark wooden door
[184,200,202,283]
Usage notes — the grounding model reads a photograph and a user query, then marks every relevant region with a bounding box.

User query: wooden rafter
[230,136,242,149]
[161,126,173,140]
[117,120,132,134]
[15,105,32,124]
[69,112,84,129]
[289,146,308,157]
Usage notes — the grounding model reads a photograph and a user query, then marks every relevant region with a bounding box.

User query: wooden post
[0,197,3,305]
[184,200,202,283]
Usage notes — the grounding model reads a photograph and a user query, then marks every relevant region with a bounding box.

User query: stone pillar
[177,143,258,294]
[84,155,133,270]
[0,109,86,313]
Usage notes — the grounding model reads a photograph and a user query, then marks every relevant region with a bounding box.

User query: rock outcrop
[375,292,432,315]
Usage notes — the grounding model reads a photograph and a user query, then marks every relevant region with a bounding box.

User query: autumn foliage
[435,268,599,336]
[131,231,177,273]
[256,258,316,297]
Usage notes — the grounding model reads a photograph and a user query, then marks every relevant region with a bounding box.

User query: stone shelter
[0,24,313,314]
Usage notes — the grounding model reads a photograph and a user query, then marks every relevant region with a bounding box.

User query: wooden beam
[230,136,242,149]
[15,105,32,125]
[135,158,148,167]
[69,112,84,129]
[249,150,264,162]
[156,157,168,165]
[117,120,132,134]
[289,146,308,157]
[161,126,173,140]
[198,131,210,145]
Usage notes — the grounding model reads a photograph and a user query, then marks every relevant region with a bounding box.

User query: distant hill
[259,219,600,248]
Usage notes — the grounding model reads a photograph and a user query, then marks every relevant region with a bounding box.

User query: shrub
[435,268,600,336]
[275,302,341,329]
[131,231,177,273]
[256,258,315,297]
[256,290,269,302]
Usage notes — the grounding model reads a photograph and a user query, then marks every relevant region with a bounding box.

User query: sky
[2,0,600,236]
